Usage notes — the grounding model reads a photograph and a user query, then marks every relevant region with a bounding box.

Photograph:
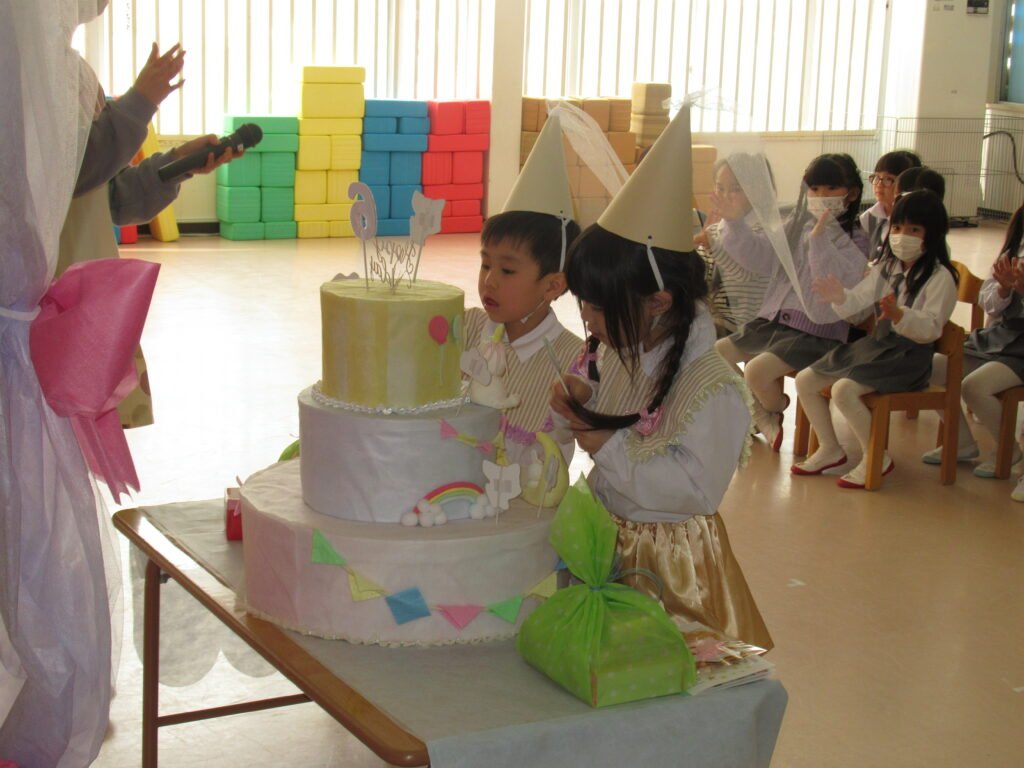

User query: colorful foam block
[220,221,265,240]
[428,101,464,135]
[428,133,489,152]
[260,152,296,187]
[440,215,483,234]
[297,221,330,238]
[464,101,491,134]
[300,83,365,119]
[359,151,390,185]
[521,97,542,132]
[330,219,355,238]
[295,170,327,204]
[367,184,390,218]
[390,152,421,185]
[376,218,410,236]
[631,82,672,114]
[421,152,453,185]
[582,98,610,132]
[423,182,484,201]
[451,199,481,216]
[297,136,331,170]
[452,151,483,184]
[365,99,428,118]
[216,185,261,223]
[330,134,362,170]
[261,186,295,222]
[327,170,360,204]
[265,220,298,239]
[364,116,398,134]
[363,133,428,152]
[608,98,632,132]
[299,117,363,135]
[120,224,138,244]
[390,185,422,220]
[301,65,365,84]
[224,115,299,134]
[216,151,261,187]
[606,131,638,165]
[248,134,299,153]
[398,116,431,135]
[294,203,349,222]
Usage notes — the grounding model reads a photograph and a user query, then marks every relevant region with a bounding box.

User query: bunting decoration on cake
[310,527,558,631]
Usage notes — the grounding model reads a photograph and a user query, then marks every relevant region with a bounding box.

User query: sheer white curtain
[0,1,118,765]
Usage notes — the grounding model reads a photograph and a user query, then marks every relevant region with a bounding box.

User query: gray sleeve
[108,152,182,225]
[75,88,158,196]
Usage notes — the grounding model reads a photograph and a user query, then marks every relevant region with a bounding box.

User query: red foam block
[428,101,465,135]
[427,133,489,152]
[424,183,484,202]
[421,151,453,185]
[464,101,491,134]
[119,224,138,244]
[452,151,484,184]
[441,215,484,233]
[452,199,481,216]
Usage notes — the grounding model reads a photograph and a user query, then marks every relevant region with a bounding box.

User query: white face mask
[807,196,847,216]
[889,234,923,262]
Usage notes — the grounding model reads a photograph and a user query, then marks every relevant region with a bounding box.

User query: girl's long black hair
[565,224,708,431]
[785,153,864,248]
[999,199,1024,260]
[879,189,958,300]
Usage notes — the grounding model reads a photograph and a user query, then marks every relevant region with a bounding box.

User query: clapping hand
[878,292,903,324]
[812,274,845,305]
[133,43,186,106]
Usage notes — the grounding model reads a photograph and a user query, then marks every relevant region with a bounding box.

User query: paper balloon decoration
[428,315,449,345]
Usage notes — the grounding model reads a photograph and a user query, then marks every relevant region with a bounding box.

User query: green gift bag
[517,478,696,707]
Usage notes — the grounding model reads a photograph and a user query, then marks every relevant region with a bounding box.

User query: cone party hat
[504,111,575,220]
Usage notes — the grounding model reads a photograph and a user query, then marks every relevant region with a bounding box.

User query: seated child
[861,150,921,262]
[794,190,958,488]
[714,153,870,450]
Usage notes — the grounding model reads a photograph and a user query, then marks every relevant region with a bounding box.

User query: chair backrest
[952,260,984,331]
[935,320,966,388]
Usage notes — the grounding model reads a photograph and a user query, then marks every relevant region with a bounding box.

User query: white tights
[715,337,792,415]
[930,355,1023,450]
[795,369,876,456]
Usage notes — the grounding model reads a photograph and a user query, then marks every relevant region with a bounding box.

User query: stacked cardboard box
[421,100,490,233]
[629,82,672,150]
[294,66,365,238]
[358,100,430,236]
[217,115,299,240]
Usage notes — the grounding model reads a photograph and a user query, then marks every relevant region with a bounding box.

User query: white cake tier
[298,386,501,523]
[240,460,558,646]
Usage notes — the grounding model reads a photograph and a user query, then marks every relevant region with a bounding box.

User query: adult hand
[168,134,241,176]
[812,274,845,305]
[133,43,185,106]
[878,292,904,324]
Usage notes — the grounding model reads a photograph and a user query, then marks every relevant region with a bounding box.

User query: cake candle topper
[348,184,445,293]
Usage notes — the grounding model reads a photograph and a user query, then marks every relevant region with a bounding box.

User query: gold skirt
[615,512,773,651]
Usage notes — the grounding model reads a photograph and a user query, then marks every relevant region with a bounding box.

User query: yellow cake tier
[321,279,464,408]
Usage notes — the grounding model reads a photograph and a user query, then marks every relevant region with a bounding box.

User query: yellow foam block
[520,131,539,165]
[606,132,637,165]
[295,203,349,222]
[297,135,331,170]
[693,161,715,196]
[607,98,632,132]
[582,98,611,132]
[327,170,360,204]
[295,170,327,204]
[297,221,330,238]
[579,167,609,197]
[330,134,362,170]
[299,117,363,135]
[631,82,672,114]
[623,163,637,175]
[576,197,607,228]
[300,83,365,119]
[567,165,582,195]
[692,144,717,164]
[302,66,365,84]
[561,135,581,167]
[329,218,355,238]
[521,97,541,132]
[139,124,179,241]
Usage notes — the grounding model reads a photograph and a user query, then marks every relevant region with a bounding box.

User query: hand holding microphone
[157,123,263,183]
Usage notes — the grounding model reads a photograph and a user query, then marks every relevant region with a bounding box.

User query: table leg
[143,558,161,768]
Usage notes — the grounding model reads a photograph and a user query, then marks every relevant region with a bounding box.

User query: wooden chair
[796,321,966,489]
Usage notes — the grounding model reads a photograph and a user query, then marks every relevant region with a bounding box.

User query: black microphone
[157,123,263,182]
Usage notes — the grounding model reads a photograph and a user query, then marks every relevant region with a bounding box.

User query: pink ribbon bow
[633,406,663,437]
[30,258,160,502]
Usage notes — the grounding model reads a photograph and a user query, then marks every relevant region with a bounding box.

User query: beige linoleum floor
[95,221,1024,767]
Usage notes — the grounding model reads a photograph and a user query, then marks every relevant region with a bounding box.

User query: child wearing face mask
[714,153,870,450]
[794,190,958,488]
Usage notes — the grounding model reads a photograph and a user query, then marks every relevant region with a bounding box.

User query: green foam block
[216,151,261,187]
[261,187,295,222]
[224,115,300,135]
[261,152,296,187]
[220,221,265,240]
[264,221,297,239]
[249,134,299,153]
[216,186,261,223]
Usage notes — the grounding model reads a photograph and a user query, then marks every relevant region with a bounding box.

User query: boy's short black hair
[897,166,946,201]
[481,210,581,276]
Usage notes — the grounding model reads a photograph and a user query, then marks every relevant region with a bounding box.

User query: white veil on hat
[0,1,116,765]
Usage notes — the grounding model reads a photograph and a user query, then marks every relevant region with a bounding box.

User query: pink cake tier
[240,460,558,646]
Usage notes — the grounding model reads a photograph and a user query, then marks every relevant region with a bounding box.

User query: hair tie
[646,235,665,291]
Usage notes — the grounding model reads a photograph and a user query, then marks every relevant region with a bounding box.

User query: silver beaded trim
[310,382,467,415]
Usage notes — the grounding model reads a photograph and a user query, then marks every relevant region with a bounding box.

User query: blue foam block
[368,184,391,218]
[359,151,391,185]
[398,116,431,134]
[363,116,398,134]
[363,133,428,153]
[364,99,429,118]
[376,218,411,236]
[390,185,422,220]
[390,152,422,185]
